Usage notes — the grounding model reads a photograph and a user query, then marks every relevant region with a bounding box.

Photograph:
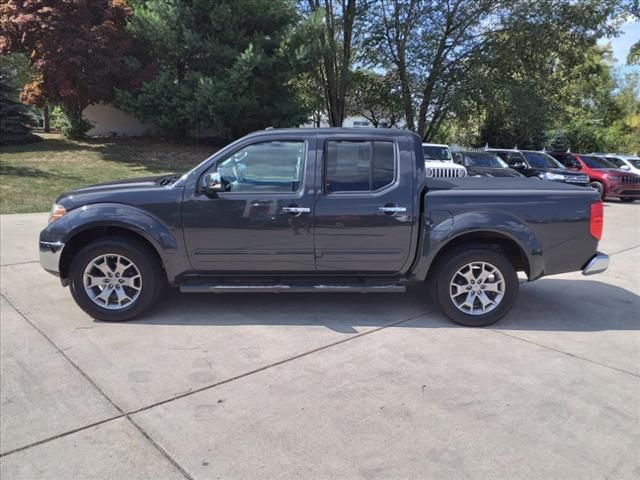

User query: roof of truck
[247,127,419,138]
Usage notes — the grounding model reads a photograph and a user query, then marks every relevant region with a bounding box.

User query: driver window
[215,141,305,193]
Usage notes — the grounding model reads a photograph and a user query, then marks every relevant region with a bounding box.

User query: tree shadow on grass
[1,134,218,175]
[92,136,219,174]
[0,160,85,181]
[0,137,103,155]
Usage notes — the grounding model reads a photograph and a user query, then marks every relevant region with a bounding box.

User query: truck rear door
[313,134,415,273]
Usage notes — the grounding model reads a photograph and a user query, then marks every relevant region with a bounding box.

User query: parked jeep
[422,143,467,178]
[549,152,640,202]
[40,128,608,327]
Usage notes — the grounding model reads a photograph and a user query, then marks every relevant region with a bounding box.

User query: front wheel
[69,237,164,321]
[430,247,519,327]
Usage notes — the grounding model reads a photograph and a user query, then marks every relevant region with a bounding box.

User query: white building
[82,104,157,137]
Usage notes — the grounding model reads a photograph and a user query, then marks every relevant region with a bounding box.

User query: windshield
[423,145,452,161]
[581,156,616,169]
[523,152,564,169]
[464,152,508,168]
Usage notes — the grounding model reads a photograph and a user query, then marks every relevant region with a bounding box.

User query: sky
[601,20,639,73]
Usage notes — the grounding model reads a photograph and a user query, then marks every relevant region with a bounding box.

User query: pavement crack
[0,293,195,480]
[0,260,40,267]
[0,292,434,470]
[126,310,436,417]
[609,245,639,257]
[0,415,125,458]
[490,329,639,378]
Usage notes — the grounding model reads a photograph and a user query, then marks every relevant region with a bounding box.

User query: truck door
[313,135,415,273]
[182,136,316,272]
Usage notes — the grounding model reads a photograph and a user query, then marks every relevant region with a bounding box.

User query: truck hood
[56,173,182,204]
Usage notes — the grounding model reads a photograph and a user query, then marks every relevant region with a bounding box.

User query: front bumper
[39,241,64,275]
[582,251,609,276]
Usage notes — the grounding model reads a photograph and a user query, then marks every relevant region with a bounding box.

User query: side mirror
[511,161,525,169]
[202,172,228,196]
[453,154,463,165]
[568,160,581,169]
[620,165,630,171]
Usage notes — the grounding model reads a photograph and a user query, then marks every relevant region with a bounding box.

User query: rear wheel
[69,237,163,321]
[430,247,519,327]
[620,197,636,203]
[590,181,605,200]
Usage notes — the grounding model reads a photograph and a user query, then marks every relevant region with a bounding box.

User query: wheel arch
[411,208,545,282]
[59,226,164,283]
[425,231,530,283]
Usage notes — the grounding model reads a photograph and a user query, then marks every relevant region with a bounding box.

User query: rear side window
[325,140,395,193]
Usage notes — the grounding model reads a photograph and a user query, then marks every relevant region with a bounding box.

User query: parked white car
[596,154,640,175]
[422,143,467,178]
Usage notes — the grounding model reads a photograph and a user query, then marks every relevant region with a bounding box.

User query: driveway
[1,203,639,479]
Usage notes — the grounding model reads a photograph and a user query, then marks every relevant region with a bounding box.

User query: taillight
[589,201,603,241]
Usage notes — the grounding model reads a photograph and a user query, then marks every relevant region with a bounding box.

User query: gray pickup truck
[39,128,608,326]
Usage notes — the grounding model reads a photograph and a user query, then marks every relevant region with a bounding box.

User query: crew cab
[488,149,589,186]
[549,152,640,202]
[40,129,608,327]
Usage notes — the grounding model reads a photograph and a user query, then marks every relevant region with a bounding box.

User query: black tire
[620,197,636,203]
[69,236,164,321]
[590,181,605,200]
[430,247,519,327]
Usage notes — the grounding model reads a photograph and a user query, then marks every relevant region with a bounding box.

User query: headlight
[544,172,565,181]
[456,169,467,177]
[48,204,66,224]
[425,167,434,178]
[608,175,624,182]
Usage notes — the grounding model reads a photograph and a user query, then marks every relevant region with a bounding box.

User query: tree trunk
[310,0,356,127]
[43,104,50,133]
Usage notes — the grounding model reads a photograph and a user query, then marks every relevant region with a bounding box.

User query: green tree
[363,0,622,142]
[550,68,640,153]
[0,68,39,145]
[116,0,308,140]
[300,0,360,127]
[347,70,403,127]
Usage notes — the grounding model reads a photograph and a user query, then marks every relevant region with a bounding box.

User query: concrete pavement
[0,202,638,479]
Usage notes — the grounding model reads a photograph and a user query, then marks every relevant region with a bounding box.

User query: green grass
[0,133,216,214]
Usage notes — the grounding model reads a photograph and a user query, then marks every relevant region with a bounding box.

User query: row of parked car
[422,143,640,203]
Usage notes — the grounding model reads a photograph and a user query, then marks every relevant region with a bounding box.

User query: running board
[179,284,406,294]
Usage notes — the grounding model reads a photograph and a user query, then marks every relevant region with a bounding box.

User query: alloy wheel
[83,254,142,310]
[449,261,505,316]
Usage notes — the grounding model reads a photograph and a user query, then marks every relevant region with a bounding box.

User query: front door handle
[379,206,407,214]
[283,206,310,216]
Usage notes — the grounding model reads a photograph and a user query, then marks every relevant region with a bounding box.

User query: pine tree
[0,69,39,145]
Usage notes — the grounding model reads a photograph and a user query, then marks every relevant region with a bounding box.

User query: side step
[179,284,406,294]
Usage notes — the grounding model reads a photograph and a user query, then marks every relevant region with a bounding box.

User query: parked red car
[549,152,640,202]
